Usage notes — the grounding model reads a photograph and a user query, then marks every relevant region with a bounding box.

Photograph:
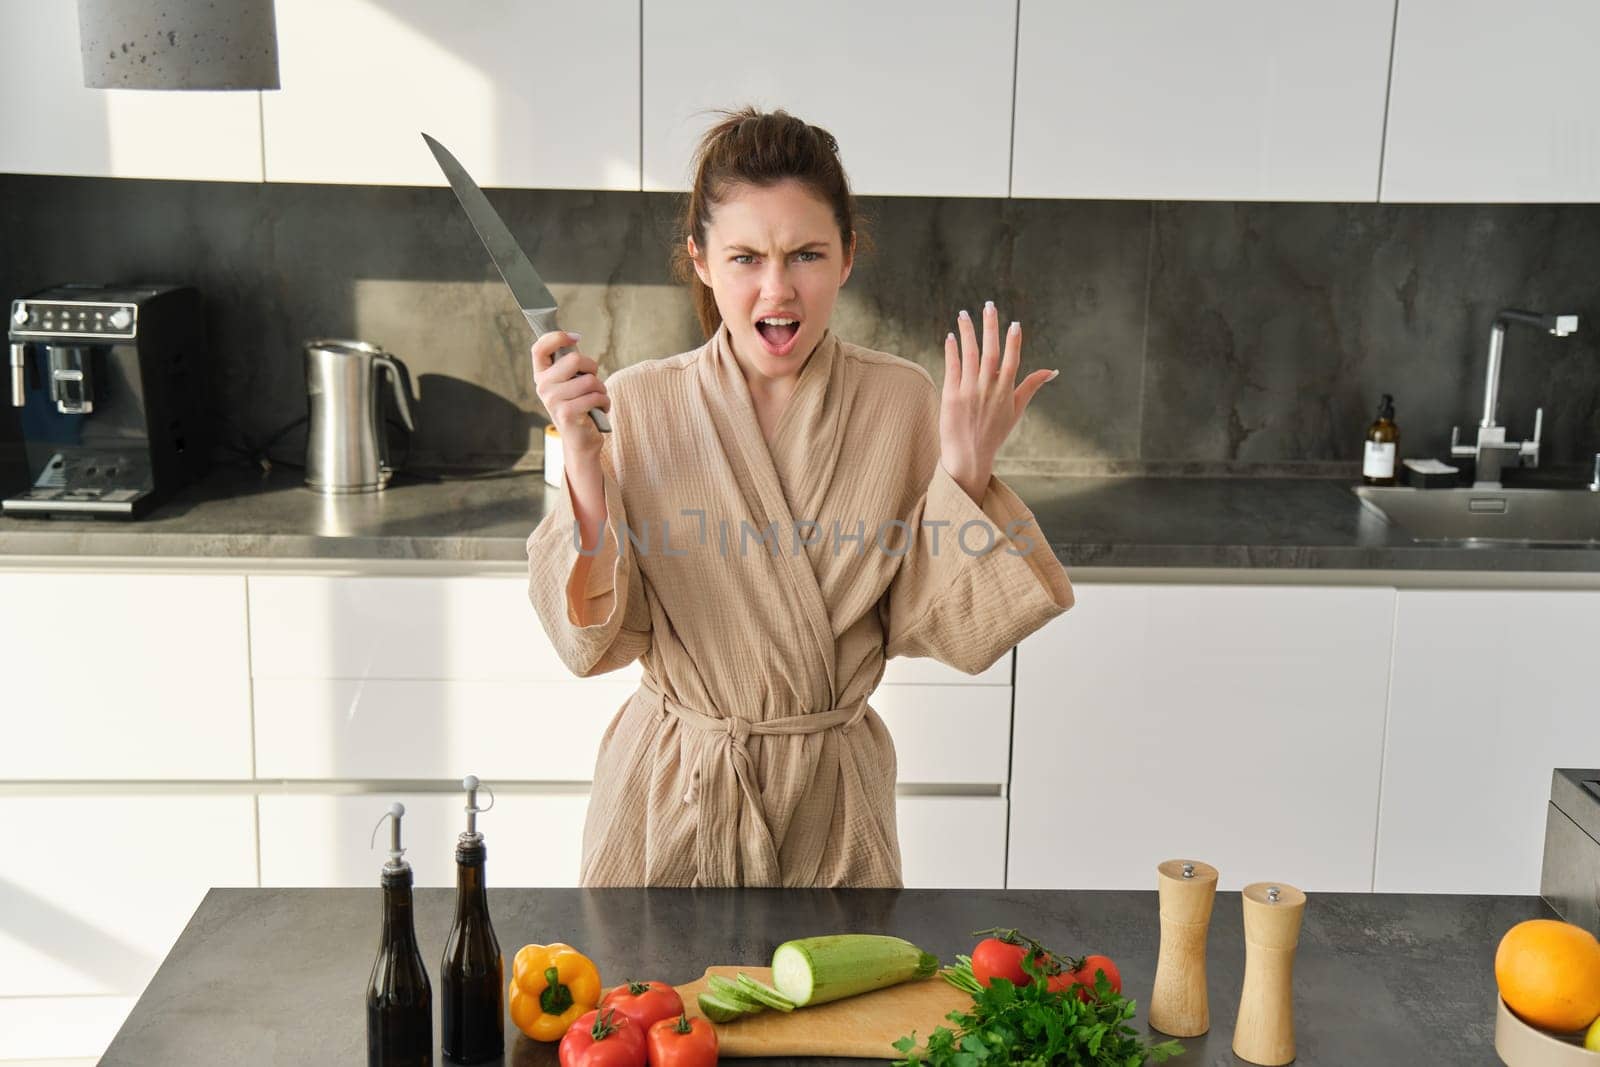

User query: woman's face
[690,178,854,381]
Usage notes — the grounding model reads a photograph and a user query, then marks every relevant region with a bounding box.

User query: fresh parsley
[893,951,1183,1066]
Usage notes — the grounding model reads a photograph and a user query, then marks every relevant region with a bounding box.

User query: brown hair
[671,107,870,339]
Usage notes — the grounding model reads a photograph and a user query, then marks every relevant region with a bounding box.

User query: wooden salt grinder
[1232,881,1307,1066]
[1149,859,1218,1037]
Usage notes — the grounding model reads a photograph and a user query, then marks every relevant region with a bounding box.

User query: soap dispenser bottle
[367,802,433,1067]
[441,776,504,1064]
[1362,394,1399,486]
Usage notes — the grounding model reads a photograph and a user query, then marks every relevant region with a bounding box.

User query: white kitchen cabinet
[0,571,252,780]
[258,789,1003,890]
[0,2,263,181]
[1382,0,1600,202]
[252,678,636,781]
[1011,0,1395,201]
[259,791,591,888]
[1009,583,1396,892]
[248,574,643,683]
[253,677,1007,786]
[897,796,1008,890]
[262,0,639,188]
[249,574,1011,788]
[0,793,257,1061]
[642,0,1016,197]
[1375,590,1600,894]
[250,576,1003,685]
[872,684,1012,786]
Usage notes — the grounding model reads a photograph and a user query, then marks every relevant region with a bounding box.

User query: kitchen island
[101,886,1546,1065]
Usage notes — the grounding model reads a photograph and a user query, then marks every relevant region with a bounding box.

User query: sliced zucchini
[697,989,755,1024]
[735,972,797,1012]
[706,974,767,1013]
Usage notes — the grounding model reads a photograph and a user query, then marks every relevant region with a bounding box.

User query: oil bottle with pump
[367,802,432,1067]
[440,775,504,1064]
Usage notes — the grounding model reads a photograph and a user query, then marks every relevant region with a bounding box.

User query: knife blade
[422,132,610,433]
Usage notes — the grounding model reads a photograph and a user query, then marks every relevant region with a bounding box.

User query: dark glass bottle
[1362,393,1399,486]
[367,802,433,1067]
[441,776,504,1064]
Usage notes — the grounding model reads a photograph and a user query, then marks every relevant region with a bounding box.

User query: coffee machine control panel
[10,300,137,341]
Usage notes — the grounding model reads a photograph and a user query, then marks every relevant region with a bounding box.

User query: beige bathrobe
[526,322,1073,888]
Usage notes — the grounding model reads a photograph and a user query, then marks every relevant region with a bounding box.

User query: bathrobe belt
[639,674,869,886]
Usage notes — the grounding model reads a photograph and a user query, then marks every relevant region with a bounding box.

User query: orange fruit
[1495,919,1600,1032]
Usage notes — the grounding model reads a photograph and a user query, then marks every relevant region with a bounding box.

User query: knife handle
[529,310,611,434]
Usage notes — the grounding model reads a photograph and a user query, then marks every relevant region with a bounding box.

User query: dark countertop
[101,886,1548,1065]
[2,461,1598,571]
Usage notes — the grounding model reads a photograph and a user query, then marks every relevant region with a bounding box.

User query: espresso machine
[4,284,212,518]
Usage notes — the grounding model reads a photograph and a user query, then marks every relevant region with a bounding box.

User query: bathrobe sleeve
[526,439,651,677]
[879,382,1074,675]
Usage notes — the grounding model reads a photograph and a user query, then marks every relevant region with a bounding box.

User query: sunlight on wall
[346,0,495,181]
[102,89,265,181]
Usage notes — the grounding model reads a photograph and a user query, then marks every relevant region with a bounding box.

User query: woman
[526,107,1074,889]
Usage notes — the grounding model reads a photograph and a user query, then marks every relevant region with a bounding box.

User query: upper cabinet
[1011,0,1396,201]
[0,3,263,181]
[642,0,1016,197]
[261,0,639,188]
[1381,0,1600,202]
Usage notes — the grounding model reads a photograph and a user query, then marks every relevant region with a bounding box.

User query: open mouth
[755,316,802,356]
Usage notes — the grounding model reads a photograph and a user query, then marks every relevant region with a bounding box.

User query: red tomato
[599,981,684,1033]
[971,937,1035,987]
[1047,955,1123,1001]
[558,1008,646,1067]
[646,1013,718,1067]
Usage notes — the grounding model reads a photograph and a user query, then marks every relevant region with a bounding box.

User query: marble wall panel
[2,174,1596,475]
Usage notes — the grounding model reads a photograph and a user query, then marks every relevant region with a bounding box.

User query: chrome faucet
[1451,308,1578,488]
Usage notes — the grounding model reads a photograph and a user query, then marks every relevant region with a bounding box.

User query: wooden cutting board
[668,965,970,1058]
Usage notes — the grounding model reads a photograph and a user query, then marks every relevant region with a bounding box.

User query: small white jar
[542,424,563,487]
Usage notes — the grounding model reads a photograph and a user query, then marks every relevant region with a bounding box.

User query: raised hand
[939,301,1058,502]
[532,330,611,463]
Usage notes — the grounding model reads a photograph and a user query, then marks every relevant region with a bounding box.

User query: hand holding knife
[422,133,611,434]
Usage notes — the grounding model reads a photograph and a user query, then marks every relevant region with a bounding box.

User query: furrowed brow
[723,241,829,254]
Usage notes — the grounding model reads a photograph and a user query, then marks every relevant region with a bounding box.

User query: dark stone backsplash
[3,173,1597,476]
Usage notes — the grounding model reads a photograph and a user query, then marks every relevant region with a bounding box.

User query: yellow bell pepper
[508,942,602,1042]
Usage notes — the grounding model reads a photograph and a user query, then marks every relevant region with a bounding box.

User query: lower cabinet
[251,678,638,782]
[1375,590,1600,895]
[0,793,258,1061]
[0,571,253,780]
[257,790,1008,890]
[1009,583,1397,892]
[259,791,590,888]
[897,795,1008,890]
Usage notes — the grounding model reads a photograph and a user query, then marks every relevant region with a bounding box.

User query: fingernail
[958,309,970,321]
[947,331,956,342]
[568,331,582,341]
[1009,321,1020,333]
[985,300,995,312]
[1048,369,1061,381]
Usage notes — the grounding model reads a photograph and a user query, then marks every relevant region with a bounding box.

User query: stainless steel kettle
[304,339,415,493]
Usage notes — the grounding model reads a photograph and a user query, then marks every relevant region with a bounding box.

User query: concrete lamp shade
[78,0,280,90]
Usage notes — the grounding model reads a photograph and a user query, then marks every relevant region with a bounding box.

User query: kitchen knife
[422,132,610,433]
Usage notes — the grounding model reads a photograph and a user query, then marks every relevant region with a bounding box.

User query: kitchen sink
[1353,485,1600,547]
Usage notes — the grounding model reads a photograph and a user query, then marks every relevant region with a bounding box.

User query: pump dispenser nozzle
[461,774,494,843]
[370,801,409,872]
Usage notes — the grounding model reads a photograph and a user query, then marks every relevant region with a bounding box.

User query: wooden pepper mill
[1149,859,1218,1037]
[1232,881,1307,1066]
